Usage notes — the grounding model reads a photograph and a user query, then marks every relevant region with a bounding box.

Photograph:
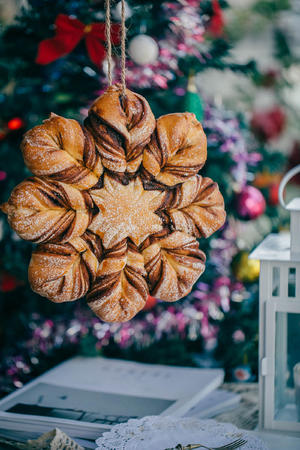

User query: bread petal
[1,177,93,243]
[87,240,148,322]
[143,113,207,186]
[28,232,101,302]
[86,84,155,173]
[21,114,102,189]
[164,175,226,238]
[142,231,206,301]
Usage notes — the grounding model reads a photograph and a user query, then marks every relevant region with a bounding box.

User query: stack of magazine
[0,357,240,448]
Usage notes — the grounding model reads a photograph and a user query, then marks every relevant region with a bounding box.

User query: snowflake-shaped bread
[1,85,226,322]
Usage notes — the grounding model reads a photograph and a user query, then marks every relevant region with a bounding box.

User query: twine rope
[120,0,127,96]
[105,0,127,96]
[105,0,112,86]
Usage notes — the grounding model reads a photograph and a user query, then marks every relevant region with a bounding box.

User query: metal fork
[165,437,247,450]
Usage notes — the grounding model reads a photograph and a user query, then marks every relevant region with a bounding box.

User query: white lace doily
[95,416,268,450]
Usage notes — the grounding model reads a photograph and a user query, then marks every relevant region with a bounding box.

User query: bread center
[89,175,164,249]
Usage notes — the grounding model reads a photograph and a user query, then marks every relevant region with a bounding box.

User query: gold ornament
[254,171,281,188]
[232,251,260,283]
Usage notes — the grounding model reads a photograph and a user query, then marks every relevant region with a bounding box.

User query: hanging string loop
[105,0,127,96]
[120,0,127,97]
[105,0,113,86]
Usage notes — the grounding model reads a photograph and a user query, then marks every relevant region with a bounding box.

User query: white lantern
[250,165,300,433]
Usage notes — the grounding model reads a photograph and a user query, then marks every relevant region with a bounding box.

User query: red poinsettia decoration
[0,272,19,292]
[207,0,224,37]
[36,14,120,67]
[251,106,286,141]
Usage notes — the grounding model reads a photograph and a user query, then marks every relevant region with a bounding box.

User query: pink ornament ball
[236,185,266,220]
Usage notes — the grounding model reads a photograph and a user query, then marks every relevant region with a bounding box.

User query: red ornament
[143,295,158,311]
[0,130,6,140]
[36,14,120,67]
[260,69,279,88]
[7,117,25,131]
[236,185,266,220]
[207,0,224,37]
[268,183,280,206]
[0,273,18,292]
[251,106,286,141]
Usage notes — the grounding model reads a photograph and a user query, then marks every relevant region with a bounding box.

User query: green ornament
[183,75,204,122]
[54,93,73,104]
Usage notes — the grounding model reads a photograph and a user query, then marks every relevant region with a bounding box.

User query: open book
[0,357,224,441]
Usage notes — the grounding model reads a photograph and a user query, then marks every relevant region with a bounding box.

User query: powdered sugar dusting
[89,175,164,249]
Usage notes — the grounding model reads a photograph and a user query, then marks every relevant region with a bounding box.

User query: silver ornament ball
[128,34,159,65]
[114,1,132,20]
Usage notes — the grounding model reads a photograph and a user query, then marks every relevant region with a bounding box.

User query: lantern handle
[278,164,300,208]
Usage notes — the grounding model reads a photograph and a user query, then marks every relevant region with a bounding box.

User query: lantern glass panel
[274,311,300,423]
[272,267,280,297]
[288,268,296,298]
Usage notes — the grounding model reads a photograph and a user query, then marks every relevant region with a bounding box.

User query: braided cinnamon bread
[1,84,226,322]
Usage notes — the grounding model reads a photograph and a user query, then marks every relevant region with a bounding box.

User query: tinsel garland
[203,104,262,191]
[0,277,249,394]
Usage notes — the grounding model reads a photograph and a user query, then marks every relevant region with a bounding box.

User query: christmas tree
[0,0,289,395]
